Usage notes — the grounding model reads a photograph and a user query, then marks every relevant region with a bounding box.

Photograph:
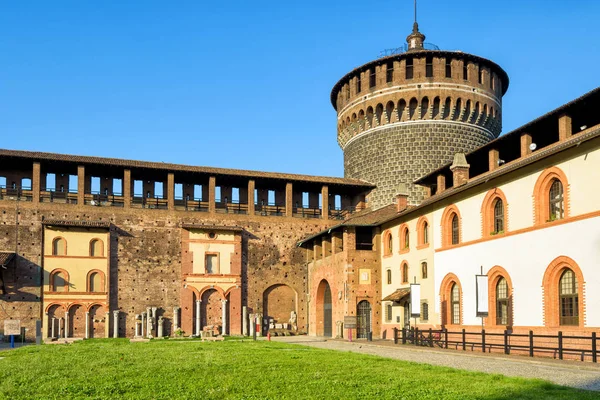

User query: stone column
[256,313,263,337]
[51,317,56,339]
[58,318,63,339]
[123,169,131,208]
[113,310,119,338]
[141,312,146,338]
[208,176,216,213]
[151,307,158,335]
[135,314,140,337]
[146,307,153,337]
[285,182,293,217]
[221,299,228,335]
[321,185,329,220]
[158,317,164,338]
[242,306,248,336]
[195,300,201,336]
[85,311,90,339]
[247,180,255,215]
[167,173,175,211]
[32,162,41,205]
[77,165,85,205]
[105,312,111,338]
[173,307,180,331]
[43,312,49,339]
[64,313,69,338]
[248,313,255,337]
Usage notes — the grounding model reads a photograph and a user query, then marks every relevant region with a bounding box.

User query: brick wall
[344,123,493,207]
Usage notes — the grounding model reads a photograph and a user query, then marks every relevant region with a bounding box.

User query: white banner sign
[410,283,420,318]
[476,275,489,317]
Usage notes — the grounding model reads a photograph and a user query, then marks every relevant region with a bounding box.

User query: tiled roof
[0,252,15,267]
[181,224,243,232]
[415,86,600,185]
[378,124,600,228]
[0,148,375,188]
[297,204,399,245]
[42,220,111,228]
[382,287,411,302]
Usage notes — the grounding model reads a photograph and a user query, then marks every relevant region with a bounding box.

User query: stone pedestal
[158,316,164,338]
[256,313,262,337]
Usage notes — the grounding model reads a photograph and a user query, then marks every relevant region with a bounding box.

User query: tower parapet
[331,23,509,208]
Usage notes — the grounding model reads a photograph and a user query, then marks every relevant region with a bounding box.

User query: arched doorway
[89,304,106,338]
[263,284,297,327]
[316,280,332,337]
[357,300,371,339]
[201,289,224,334]
[68,304,86,338]
[47,304,65,338]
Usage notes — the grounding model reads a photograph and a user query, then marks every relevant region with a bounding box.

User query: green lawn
[0,339,595,399]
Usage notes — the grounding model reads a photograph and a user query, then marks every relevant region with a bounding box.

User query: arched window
[451,214,459,245]
[401,263,408,284]
[451,284,460,324]
[52,238,66,256]
[89,239,103,257]
[559,269,578,326]
[421,262,428,279]
[423,222,429,244]
[384,231,393,256]
[493,199,504,234]
[88,271,104,293]
[549,179,564,221]
[441,205,461,247]
[399,225,410,252]
[50,270,69,292]
[481,188,508,237]
[386,269,392,285]
[496,278,508,325]
[533,167,569,225]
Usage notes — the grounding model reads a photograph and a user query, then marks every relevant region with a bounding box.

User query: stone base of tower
[344,121,495,208]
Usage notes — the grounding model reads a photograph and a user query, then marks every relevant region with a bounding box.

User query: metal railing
[174,197,209,212]
[39,189,78,204]
[254,202,285,217]
[394,327,599,363]
[215,199,248,215]
[84,192,125,207]
[131,196,168,209]
[293,207,321,219]
[0,186,33,202]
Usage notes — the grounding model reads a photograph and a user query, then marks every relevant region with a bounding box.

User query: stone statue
[289,311,297,331]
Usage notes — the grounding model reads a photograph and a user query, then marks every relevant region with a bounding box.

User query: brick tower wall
[344,122,494,206]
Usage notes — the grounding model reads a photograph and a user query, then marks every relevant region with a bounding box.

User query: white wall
[434,216,600,327]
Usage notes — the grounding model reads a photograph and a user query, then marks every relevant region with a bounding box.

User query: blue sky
[1,1,599,177]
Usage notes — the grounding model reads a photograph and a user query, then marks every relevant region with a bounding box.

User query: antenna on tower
[414,0,418,24]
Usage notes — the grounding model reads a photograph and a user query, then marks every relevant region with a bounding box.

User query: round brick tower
[331,22,509,208]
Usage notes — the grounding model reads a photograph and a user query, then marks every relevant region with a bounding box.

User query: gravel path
[269,336,600,392]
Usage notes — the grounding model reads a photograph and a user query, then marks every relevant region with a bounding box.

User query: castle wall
[0,201,336,339]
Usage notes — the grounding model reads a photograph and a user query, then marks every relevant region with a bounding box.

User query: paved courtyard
[269,336,600,392]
